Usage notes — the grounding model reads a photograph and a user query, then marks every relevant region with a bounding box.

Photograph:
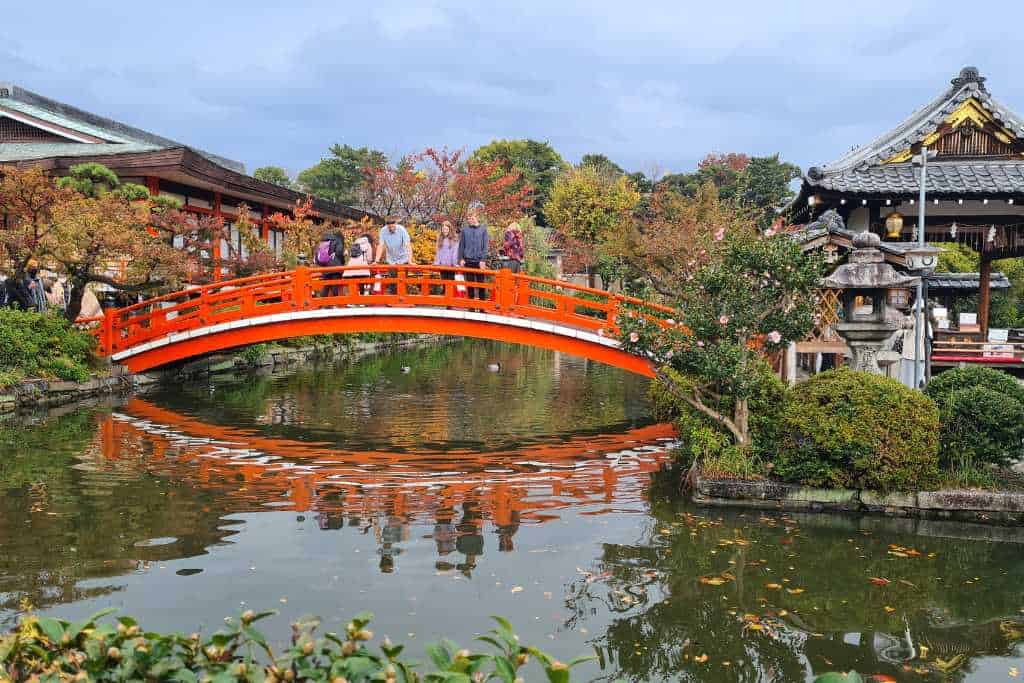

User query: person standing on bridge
[376,217,412,296]
[458,206,489,305]
[315,229,346,298]
[344,232,375,296]
[500,220,525,274]
[433,220,460,296]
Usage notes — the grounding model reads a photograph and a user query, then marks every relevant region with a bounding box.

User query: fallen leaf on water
[693,654,709,663]
[786,588,805,595]
[919,645,929,659]
[899,579,918,589]
[934,654,966,673]
[699,576,727,586]
[511,586,523,593]
[1010,666,1019,677]
[765,583,782,590]
[884,606,896,614]
[869,577,891,586]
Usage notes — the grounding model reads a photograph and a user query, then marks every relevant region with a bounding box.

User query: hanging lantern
[950,222,958,238]
[885,211,904,238]
[988,225,997,243]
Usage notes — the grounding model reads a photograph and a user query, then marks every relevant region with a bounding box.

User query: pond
[2,339,1023,682]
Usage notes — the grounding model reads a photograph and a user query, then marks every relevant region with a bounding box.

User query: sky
[4,1,1024,179]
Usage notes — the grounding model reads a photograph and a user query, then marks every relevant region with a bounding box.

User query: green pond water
[2,339,1024,682]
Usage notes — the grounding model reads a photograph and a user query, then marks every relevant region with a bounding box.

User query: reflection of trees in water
[565,486,1024,682]
[150,340,652,452]
[0,410,239,625]
[3,401,666,593]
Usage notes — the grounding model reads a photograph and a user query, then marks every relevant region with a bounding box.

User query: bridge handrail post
[292,267,311,309]
[102,310,114,355]
[607,296,622,336]
[496,267,513,313]
[397,267,407,302]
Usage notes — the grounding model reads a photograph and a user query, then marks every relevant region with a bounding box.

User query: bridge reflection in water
[97,399,676,572]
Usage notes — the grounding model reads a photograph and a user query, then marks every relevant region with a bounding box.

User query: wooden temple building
[0,83,372,279]
[791,66,1024,369]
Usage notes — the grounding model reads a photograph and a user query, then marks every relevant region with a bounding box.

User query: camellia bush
[925,366,1024,477]
[620,226,820,454]
[1,608,591,683]
[775,369,941,491]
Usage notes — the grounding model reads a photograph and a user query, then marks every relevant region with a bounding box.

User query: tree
[48,165,197,320]
[739,155,801,229]
[579,154,624,178]
[544,166,640,288]
[620,224,821,447]
[656,153,800,230]
[359,148,532,227]
[297,144,387,206]
[1,164,199,321]
[269,198,323,267]
[0,166,64,280]
[628,184,752,300]
[253,166,295,189]
[470,139,567,217]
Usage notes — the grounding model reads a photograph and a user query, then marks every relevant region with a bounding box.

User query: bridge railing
[87,265,675,356]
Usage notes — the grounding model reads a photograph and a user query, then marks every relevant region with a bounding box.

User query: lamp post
[912,147,936,388]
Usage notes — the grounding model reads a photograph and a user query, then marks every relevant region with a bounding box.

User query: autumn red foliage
[359,148,532,226]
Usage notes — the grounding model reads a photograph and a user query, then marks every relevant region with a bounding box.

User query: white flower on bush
[719,315,730,325]
[629,331,640,343]
[767,330,782,344]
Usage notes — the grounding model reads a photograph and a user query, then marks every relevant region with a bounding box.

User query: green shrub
[649,362,784,479]
[0,308,96,388]
[238,343,270,366]
[1,608,590,682]
[936,385,1024,469]
[926,365,1024,407]
[925,366,1024,472]
[776,369,941,491]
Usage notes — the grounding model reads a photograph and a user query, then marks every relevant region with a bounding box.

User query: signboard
[989,328,1009,343]
[983,344,1015,359]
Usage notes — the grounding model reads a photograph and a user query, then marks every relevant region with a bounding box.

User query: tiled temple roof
[801,67,1024,197]
[926,272,1011,290]
[0,84,244,172]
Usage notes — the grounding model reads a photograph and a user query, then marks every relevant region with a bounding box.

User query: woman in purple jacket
[434,221,460,297]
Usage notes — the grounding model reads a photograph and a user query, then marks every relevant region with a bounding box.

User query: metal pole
[914,146,928,389]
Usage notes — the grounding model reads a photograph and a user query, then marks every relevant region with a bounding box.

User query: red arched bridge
[84,266,672,376]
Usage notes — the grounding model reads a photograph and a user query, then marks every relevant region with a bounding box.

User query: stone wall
[693,475,1024,526]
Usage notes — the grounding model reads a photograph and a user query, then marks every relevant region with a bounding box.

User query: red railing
[84,266,674,358]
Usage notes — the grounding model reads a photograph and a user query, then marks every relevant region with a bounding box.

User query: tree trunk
[733,398,750,446]
[64,275,88,323]
[587,266,596,289]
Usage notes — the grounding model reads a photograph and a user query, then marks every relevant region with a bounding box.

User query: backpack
[315,239,334,266]
[350,242,364,259]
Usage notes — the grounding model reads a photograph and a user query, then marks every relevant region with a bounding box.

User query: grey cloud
[4,1,1024,177]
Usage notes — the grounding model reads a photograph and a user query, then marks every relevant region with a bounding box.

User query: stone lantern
[823,231,920,374]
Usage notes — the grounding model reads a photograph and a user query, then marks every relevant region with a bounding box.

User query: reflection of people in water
[455,501,484,577]
[496,511,520,552]
[434,508,457,555]
[493,485,520,552]
[377,513,406,574]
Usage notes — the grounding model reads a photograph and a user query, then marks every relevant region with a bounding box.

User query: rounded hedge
[925,365,1024,408]
[926,368,1024,469]
[776,369,940,491]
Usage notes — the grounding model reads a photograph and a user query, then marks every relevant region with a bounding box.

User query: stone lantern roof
[822,231,920,290]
